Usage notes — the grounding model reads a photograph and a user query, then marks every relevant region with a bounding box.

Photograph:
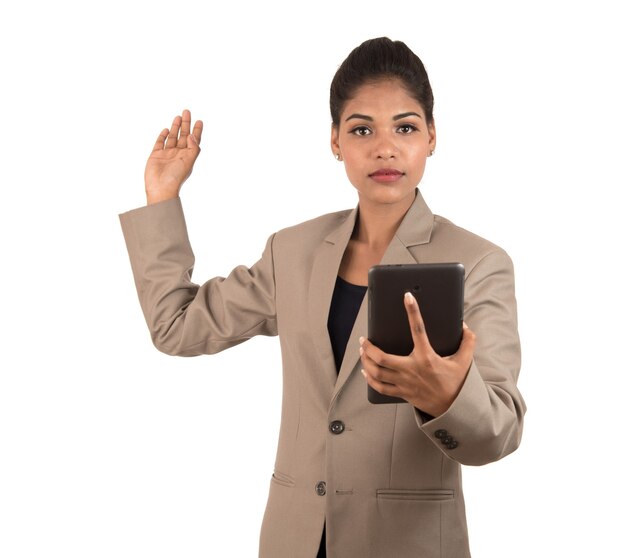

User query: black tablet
[367,263,465,404]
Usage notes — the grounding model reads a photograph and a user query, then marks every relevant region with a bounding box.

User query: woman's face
[331,78,436,208]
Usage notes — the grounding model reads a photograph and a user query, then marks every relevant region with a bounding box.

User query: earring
[335,153,342,161]
[428,149,435,157]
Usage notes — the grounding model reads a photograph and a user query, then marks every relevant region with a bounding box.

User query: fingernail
[359,336,364,345]
[361,369,367,377]
[359,347,363,355]
[405,291,415,304]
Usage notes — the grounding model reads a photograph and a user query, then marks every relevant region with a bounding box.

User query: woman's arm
[120,199,278,356]
[120,111,277,356]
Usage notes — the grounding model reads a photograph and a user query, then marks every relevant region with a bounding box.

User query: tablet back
[367,263,465,404]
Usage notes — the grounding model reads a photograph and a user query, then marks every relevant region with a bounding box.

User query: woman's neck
[337,191,417,286]
[353,191,416,248]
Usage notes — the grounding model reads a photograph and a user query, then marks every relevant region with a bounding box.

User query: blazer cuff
[119,197,186,239]
[414,361,497,464]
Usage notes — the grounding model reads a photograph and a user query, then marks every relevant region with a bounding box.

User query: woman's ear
[428,119,437,154]
[330,123,342,160]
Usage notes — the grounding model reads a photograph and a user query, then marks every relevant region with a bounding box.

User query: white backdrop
[1,1,624,556]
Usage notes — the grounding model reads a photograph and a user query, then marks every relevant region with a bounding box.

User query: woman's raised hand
[144,109,203,205]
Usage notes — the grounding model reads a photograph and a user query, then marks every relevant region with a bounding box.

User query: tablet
[367,263,465,404]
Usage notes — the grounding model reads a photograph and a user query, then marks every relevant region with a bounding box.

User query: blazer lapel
[308,207,359,389]
[330,190,436,406]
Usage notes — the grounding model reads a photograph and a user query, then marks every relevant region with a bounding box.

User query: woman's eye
[350,126,371,136]
[397,124,417,134]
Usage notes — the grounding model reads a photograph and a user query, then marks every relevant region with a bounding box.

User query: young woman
[120,37,525,558]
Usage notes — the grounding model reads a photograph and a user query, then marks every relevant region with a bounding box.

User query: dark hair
[330,37,434,127]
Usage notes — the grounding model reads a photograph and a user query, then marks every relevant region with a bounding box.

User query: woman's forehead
[342,79,425,118]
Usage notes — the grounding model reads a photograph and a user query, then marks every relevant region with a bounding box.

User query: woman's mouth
[369,168,404,183]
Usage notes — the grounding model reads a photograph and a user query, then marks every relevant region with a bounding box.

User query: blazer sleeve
[416,248,526,466]
[119,198,278,356]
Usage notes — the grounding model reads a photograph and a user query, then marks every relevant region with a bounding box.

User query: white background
[1,1,624,556]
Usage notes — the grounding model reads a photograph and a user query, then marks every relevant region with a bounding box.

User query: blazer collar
[323,189,434,249]
[307,189,435,407]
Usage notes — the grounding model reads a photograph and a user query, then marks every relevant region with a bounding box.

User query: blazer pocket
[271,470,296,488]
[376,488,454,501]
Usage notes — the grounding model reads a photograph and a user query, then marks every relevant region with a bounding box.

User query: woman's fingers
[178,110,191,148]
[192,119,203,146]
[151,111,201,152]
[160,111,202,150]
[165,115,181,149]
[151,128,169,152]
[359,337,406,388]
[359,337,405,371]
[404,292,433,354]
[362,369,401,398]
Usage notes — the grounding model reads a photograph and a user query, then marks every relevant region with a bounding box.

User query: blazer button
[435,429,448,439]
[446,440,459,449]
[315,481,327,496]
[442,435,454,445]
[329,420,345,435]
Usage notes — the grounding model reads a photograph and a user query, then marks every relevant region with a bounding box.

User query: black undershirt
[327,276,368,373]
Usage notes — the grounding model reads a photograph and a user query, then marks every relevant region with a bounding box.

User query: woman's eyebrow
[393,112,422,120]
[344,111,422,122]
[345,113,373,122]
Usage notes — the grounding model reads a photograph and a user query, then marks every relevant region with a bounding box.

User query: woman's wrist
[146,192,179,205]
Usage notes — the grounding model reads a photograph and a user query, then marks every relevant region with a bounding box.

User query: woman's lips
[369,168,404,183]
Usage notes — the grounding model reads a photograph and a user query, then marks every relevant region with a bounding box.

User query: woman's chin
[355,185,417,207]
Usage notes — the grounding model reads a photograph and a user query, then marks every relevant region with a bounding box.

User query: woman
[120,37,525,558]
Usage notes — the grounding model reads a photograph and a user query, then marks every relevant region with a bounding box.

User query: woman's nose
[373,134,398,159]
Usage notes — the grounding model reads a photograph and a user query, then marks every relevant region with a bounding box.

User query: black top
[327,276,368,373]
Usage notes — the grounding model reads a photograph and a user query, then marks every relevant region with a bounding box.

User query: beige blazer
[119,190,525,558]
